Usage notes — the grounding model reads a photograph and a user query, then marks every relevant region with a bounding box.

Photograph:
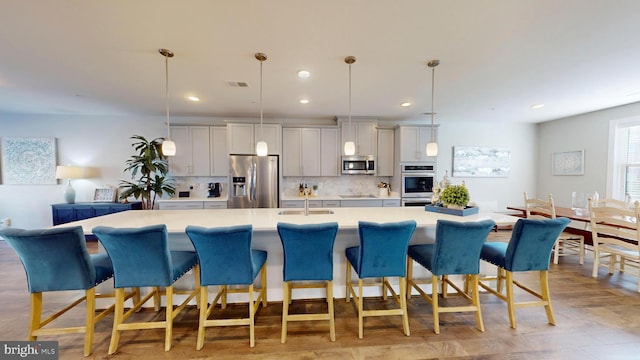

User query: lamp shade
[55,165,86,179]
[162,140,176,156]
[344,141,356,156]
[426,142,438,157]
[256,141,268,156]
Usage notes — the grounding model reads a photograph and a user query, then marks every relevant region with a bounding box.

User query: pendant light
[255,52,268,156]
[426,59,440,157]
[159,48,176,156]
[344,56,356,156]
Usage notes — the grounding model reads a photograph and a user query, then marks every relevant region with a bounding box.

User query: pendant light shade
[344,56,356,156]
[426,59,440,157]
[255,52,268,157]
[159,48,176,157]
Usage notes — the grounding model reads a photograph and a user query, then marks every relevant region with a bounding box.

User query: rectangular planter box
[425,205,479,216]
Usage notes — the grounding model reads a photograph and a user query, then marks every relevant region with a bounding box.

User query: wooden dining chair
[588,198,640,291]
[524,192,585,265]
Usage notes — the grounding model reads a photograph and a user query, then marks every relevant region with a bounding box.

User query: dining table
[506,205,594,245]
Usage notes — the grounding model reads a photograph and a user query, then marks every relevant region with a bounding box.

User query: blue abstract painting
[1,137,57,184]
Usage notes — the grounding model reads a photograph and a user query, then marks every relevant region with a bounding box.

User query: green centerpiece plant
[119,135,175,210]
[440,184,470,210]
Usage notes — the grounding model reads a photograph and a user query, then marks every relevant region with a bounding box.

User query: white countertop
[59,207,518,234]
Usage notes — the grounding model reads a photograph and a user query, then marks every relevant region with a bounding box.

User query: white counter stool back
[345,220,416,338]
[185,224,267,349]
[92,224,199,354]
[407,219,496,334]
[277,222,339,343]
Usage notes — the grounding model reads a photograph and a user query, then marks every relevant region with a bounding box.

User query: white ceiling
[2,0,640,124]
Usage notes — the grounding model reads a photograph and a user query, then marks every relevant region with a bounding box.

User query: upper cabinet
[282,127,339,177]
[168,126,211,176]
[227,123,282,155]
[340,120,377,156]
[376,128,394,176]
[396,125,438,162]
[209,126,228,176]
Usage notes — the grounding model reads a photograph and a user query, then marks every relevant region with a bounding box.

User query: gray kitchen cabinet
[168,126,211,176]
[282,128,321,176]
[382,199,401,207]
[209,126,228,176]
[322,200,341,207]
[320,128,339,176]
[281,200,303,208]
[341,120,377,156]
[227,123,281,155]
[396,125,437,162]
[377,128,394,176]
[158,201,204,210]
[340,199,383,207]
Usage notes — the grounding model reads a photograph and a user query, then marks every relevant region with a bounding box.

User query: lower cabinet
[158,201,228,210]
[51,202,143,226]
[280,199,399,208]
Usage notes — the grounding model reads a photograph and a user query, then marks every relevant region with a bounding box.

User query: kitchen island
[59,207,518,302]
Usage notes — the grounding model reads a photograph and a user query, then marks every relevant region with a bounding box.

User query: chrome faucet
[304,190,309,216]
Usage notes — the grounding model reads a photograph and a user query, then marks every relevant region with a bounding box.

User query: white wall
[536,101,640,207]
[434,120,537,212]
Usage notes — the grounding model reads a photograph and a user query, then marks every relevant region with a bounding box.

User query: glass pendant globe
[344,141,355,156]
[426,142,438,157]
[256,141,268,156]
[162,140,176,156]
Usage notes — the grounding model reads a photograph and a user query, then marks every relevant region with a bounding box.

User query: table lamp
[55,165,86,204]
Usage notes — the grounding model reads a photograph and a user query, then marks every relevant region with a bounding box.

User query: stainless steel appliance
[342,155,376,175]
[229,155,279,208]
[400,163,435,206]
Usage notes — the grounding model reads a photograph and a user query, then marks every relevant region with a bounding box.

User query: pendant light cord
[430,64,435,142]
[165,54,171,140]
[260,58,264,141]
[348,61,352,142]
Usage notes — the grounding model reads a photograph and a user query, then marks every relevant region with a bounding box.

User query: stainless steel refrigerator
[229,155,279,208]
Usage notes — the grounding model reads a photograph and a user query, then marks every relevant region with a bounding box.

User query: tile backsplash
[281,176,391,197]
[170,175,391,198]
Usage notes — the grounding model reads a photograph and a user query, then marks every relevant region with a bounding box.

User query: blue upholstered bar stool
[0,226,121,356]
[277,222,339,343]
[185,225,267,349]
[478,217,570,329]
[406,219,496,334]
[345,220,416,338]
[92,224,199,354]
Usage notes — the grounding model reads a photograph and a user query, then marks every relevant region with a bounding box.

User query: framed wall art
[1,137,57,184]
[452,146,511,177]
[552,150,584,176]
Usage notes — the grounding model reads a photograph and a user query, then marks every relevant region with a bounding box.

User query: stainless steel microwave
[342,155,376,175]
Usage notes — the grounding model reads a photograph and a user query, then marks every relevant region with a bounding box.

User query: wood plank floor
[1,233,640,360]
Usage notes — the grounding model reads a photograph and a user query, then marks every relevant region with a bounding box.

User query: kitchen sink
[339,194,377,198]
[278,209,335,215]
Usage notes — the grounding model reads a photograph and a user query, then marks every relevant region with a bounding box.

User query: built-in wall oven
[401,163,436,206]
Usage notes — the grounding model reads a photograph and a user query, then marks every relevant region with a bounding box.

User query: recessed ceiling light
[400,102,412,107]
[531,103,545,109]
[187,96,200,102]
[297,70,310,78]
[299,99,310,104]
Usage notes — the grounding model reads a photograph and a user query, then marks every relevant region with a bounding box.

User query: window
[613,123,640,203]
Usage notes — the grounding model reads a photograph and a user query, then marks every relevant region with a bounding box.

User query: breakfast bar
[59,207,519,302]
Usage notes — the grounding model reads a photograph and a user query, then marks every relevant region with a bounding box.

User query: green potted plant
[440,184,470,210]
[119,135,175,210]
